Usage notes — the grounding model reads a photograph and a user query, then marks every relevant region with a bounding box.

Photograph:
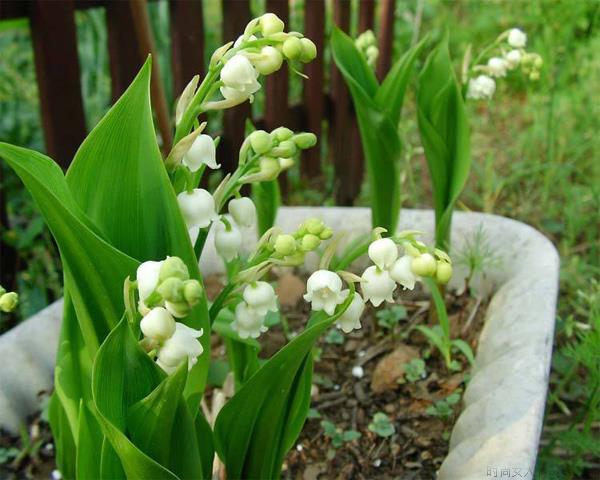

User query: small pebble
[351,365,364,378]
[296,444,303,452]
[334,384,340,391]
[51,470,62,480]
[358,350,366,357]
[372,459,382,467]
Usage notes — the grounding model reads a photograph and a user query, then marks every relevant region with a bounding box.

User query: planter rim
[0,207,559,479]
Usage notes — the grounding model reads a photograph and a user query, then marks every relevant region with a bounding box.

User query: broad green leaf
[224,336,261,391]
[252,180,281,235]
[214,295,353,479]
[76,401,103,479]
[195,412,216,480]
[375,35,429,127]
[452,339,475,365]
[48,393,76,480]
[417,35,470,248]
[65,58,212,402]
[331,27,402,234]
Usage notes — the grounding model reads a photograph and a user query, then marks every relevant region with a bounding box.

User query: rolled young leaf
[417,34,470,248]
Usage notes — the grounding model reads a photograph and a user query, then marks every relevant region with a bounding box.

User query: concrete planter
[0,208,559,479]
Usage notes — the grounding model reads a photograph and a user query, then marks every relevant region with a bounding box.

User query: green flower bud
[282,36,303,60]
[304,218,324,235]
[183,280,203,306]
[403,242,421,257]
[259,13,285,36]
[271,140,297,157]
[284,250,305,266]
[319,227,333,240]
[299,38,317,63]
[157,277,185,303]
[411,253,437,277]
[436,262,453,284]
[301,233,321,251]
[533,54,543,69]
[529,70,540,81]
[274,234,297,256]
[166,301,190,318]
[0,292,18,313]
[293,132,317,149]
[278,157,295,171]
[271,126,294,141]
[159,256,189,282]
[259,156,281,181]
[0,286,5,297]
[249,130,273,154]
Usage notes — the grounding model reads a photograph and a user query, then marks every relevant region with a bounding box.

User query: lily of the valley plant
[0,14,451,479]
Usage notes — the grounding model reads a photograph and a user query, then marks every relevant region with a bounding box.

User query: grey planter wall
[0,208,559,479]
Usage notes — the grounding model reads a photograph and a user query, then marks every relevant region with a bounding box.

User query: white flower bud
[303,270,349,316]
[140,307,176,341]
[156,323,204,374]
[411,253,437,277]
[228,197,256,228]
[243,281,278,315]
[487,57,508,77]
[368,238,398,270]
[177,189,218,229]
[466,75,496,100]
[233,302,268,339]
[282,36,303,59]
[505,49,522,69]
[215,220,242,261]
[253,46,283,75]
[299,38,317,63]
[360,266,396,307]
[336,293,365,333]
[508,28,527,48]
[259,13,285,36]
[390,255,418,290]
[136,260,164,301]
[182,134,220,172]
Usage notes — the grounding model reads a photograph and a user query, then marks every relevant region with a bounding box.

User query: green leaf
[331,27,401,233]
[214,295,353,479]
[252,180,281,236]
[76,401,103,480]
[48,393,77,480]
[417,35,470,248]
[452,338,475,365]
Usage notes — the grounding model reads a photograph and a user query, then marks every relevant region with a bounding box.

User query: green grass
[0,0,598,476]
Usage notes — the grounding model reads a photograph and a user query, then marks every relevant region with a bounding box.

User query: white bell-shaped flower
[303,270,349,316]
[466,75,496,100]
[243,281,278,315]
[177,189,218,229]
[390,255,418,290]
[228,197,256,228]
[487,57,508,77]
[220,54,261,103]
[140,307,176,341]
[337,293,365,333]
[505,49,522,69]
[156,323,204,374]
[361,266,396,307]
[368,238,398,270]
[215,220,242,261]
[136,260,164,302]
[233,302,268,339]
[183,134,220,172]
[508,28,527,48]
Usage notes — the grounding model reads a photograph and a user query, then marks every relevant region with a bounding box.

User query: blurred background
[0,0,598,476]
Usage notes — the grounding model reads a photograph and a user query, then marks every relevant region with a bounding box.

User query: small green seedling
[307,408,321,419]
[324,328,345,345]
[376,305,407,332]
[0,447,19,465]
[321,420,361,448]
[402,358,427,383]
[426,391,462,420]
[368,412,396,438]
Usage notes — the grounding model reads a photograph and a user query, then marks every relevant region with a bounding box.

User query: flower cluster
[467,27,542,101]
[204,13,317,110]
[303,231,453,335]
[355,30,379,68]
[136,256,204,373]
[0,286,18,313]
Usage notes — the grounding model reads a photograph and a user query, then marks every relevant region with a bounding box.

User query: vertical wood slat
[220,0,251,174]
[331,0,363,206]
[106,0,173,149]
[376,0,396,80]
[29,0,87,169]
[358,0,375,33]
[302,0,325,179]
[264,0,290,194]
[169,0,204,96]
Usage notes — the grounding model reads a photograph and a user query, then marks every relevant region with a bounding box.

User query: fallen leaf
[370,343,420,393]
[276,273,306,306]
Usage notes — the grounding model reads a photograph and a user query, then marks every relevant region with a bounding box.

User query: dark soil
[0,275,488,480]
